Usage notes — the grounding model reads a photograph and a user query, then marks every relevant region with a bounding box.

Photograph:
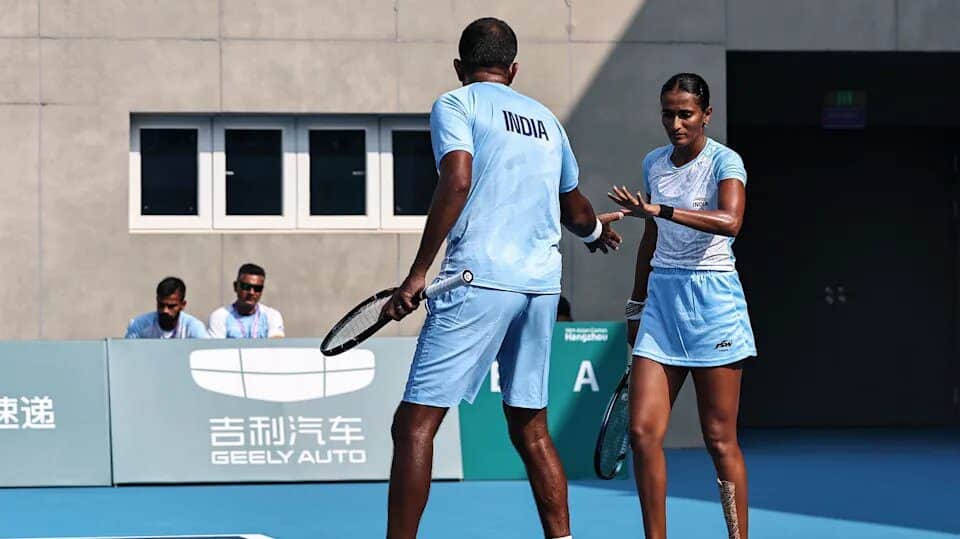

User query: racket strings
[325,295,390,350]
[598,389,630,476]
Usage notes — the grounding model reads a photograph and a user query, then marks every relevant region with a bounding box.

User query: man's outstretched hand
[586,211,624,253]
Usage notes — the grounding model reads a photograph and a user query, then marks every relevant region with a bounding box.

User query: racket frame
[320,288,394,356]
[594,366,631,479]
[320,270,473,356]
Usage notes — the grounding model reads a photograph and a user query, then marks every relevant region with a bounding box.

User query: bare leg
[629,357,689,539]
[386,402,448,539]
[691,363,748,539]
[503,404,570,538]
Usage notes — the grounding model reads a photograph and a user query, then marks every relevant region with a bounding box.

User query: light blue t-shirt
[208,304,285,339]
[430,82,579,294]
[641,137,747,271]
[125,312,208,339]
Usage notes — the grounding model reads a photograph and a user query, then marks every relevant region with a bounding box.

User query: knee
[508,425,550,456]
[629,422,665,454]
[702,430,740,460]
[390,415,435,447]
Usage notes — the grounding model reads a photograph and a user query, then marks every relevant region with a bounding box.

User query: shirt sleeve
[187,317,209,339]
[641,150,659,195]
[713,148,747,185]
[430,92,473,166]
[207,309,227,339]
[267,309,285,338]
[558,121,580,194]
[124,318,140,339]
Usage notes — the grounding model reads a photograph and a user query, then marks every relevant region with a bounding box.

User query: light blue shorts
[403,286,558,409]
[633,268,756,367]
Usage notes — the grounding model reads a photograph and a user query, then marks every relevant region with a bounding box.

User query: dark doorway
[728,53,960,426]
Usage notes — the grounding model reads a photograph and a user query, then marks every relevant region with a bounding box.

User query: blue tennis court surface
[1,430,956,539]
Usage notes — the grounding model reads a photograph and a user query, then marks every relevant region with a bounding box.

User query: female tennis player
[608,73,756,539]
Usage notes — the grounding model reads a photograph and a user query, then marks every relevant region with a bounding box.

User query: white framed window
[296,117,380,229]
[129,115,437,233]
[129,116,212,230]
[379,118,438,230]
[213,117,296,230]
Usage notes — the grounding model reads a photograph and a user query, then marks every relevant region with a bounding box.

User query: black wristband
[659,204,674,220]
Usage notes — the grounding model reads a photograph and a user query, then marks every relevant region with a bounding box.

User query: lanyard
[231,305,261,339]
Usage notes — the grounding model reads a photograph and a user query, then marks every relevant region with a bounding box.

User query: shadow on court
[578,428,960,536]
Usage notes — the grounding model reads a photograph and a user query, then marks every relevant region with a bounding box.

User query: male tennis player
[125,277,208,339]
[382,18,621,539]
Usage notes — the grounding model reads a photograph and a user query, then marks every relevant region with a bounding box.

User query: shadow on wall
[548,0,716,498]
[560,0,727,324]
[548,0,717,493]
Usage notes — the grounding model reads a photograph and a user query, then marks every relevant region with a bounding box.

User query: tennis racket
[320,269,474,356]
[594,364,631,479]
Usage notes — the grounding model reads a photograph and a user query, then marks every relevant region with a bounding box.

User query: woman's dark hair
[458,17,517,70]
[660,73,710,109]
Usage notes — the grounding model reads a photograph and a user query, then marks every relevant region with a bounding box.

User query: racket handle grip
[421,270,473,299]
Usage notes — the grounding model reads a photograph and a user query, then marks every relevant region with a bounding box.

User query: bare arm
[409,151,472,276]
[560,187,623,253]
[560,187,598,236]
[609,179,746,237]
[631,219,658,301]
[627,219,658,344]
[383,150,472,321]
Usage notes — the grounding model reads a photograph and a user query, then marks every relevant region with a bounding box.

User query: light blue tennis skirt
[633,268,757,367]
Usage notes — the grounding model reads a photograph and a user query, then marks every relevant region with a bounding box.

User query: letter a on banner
[573,360,599,392]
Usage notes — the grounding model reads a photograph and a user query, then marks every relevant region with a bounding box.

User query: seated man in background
[208,263,285,339]
[125,277,209,339]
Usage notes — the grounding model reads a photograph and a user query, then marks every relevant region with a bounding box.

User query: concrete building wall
[1,0,958,340]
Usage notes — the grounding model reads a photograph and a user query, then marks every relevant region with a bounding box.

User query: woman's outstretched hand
[607,185,658,219]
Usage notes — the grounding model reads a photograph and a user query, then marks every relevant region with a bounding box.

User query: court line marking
[11,535,273,539]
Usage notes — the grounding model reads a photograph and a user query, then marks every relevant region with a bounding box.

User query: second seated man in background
[208,263,285,339]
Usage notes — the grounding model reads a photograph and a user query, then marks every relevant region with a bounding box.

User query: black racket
[320,269,474,356]
[594,365,631,479]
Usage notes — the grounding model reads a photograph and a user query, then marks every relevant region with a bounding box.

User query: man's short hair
[156,277,186,299]
[458,17,517,70]
[237,263,266,279]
